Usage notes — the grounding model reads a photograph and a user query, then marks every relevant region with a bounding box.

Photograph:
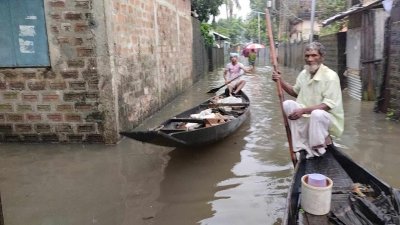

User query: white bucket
[301,174,333,215]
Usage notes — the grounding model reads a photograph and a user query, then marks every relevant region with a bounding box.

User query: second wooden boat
[284,145,400,225]
[120,91,250,147]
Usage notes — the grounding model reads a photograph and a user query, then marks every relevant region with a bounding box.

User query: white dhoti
[283,100,331,158]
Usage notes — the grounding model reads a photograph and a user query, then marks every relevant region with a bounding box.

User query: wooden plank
[169,118,205,123]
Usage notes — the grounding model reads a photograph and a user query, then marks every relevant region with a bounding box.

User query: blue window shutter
[0,0,17,66]
[0,0,50,67]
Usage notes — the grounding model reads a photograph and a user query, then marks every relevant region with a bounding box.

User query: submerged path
[0,66,399,225]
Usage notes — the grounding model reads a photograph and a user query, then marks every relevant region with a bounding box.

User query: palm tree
[225,0,241,19]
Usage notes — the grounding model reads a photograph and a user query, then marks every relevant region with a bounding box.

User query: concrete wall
[0,0,193,144]
[386,0,400,119]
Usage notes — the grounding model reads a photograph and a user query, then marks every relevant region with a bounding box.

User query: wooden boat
[284,145,400,225]
[120,91,250,147]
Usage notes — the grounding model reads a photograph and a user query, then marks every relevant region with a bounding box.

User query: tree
[224,0,241,19]
[213,18,246,45]
[191,0,224,22]
[317,0,347,35]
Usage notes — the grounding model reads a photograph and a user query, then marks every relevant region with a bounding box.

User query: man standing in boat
[272,42,344,159]
[224,53,251,96]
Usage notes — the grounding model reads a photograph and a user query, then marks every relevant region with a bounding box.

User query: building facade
[0,0,193,144]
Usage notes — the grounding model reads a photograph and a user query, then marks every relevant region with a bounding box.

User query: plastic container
[308,173,327,187]
[301,174,333,215]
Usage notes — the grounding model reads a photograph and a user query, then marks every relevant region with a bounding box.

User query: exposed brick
[22,72,37,79]
[0,104,13,112]
[69,81,87,90]
[7,114,24,122]
[15,124,32,133]
[57,104,74,112]
[17,105,33,112]
[65,114,82,122]
[3,92,19,100]
[27,114,42,122]
[4,135,21,142]
[61,70,79,79]
[23,134,40,142]
[75,0,91,9]
[77,124,95,132]
[47,114,63,122]
[64,12,82,20]
[84,13,93,21]
[88,58,97,69]
[86,134,104,143]
[55,124,73,132]
[22,94,38,101]
[82,70,98,80]
[0,82,6,90]
[0,124,13,133]
[42,93,60,101]
[74,38,84,46]
[0,114,4,122]
[41,134,59,142]
[85,111,103,122]
[68,134,83,142]
[37,105,51,112]
[75,103,94,111]
[35,124,51,133]
[77,48,95,57]
[64,92,85,101]
[41,70,57,79]
[49,0,65,7]
[9,81,25,90]
[67,60,85,68]
[28,81,46,90]
[88,80,99,90]
[2,71,18,79]
[85,92,99,100]
[49,81,67,90]
[61,23,72,32]
[51,25,59,34]
[75,23,89,32]
[57,37,70,44]
[50,13,62,20]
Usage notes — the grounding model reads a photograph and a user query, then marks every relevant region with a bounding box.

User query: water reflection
[0,65,398,225]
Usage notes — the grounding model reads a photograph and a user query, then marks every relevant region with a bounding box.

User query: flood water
[0,65,399,225]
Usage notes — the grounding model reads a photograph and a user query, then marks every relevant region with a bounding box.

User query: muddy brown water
[0,66,399,225]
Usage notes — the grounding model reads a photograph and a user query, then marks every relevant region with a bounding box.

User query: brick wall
[386,0,400,119]
[0,0,104,143]
[0,0,193,143]
[110,0,193,131]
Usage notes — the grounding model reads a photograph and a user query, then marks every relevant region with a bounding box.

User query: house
[322,0,390,102]
[0,0,194,143]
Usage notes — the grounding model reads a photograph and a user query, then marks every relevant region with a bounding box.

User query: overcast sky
[215,0,251,21]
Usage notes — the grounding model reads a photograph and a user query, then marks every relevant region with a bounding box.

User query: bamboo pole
[265,8,297,166]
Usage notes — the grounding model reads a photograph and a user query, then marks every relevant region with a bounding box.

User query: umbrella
[245,43,265,49]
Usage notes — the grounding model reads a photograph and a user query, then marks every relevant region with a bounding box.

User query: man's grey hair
[305,42,326,57]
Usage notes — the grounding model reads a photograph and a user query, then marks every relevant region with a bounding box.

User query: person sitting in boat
[272,41,344,159]
[223,53,251,96]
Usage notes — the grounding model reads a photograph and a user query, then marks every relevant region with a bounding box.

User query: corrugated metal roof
[322,0,383,26]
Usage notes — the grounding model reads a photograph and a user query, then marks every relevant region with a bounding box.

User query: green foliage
[318,0,347,34]
[200,23,214,46]
[225,0,241,19]
[213,18,245,45]
[191,0,224,22]
[316,0,346,20]
[320,21,346,36]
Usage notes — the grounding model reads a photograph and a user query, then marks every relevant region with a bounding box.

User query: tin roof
[322,0,383,26]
